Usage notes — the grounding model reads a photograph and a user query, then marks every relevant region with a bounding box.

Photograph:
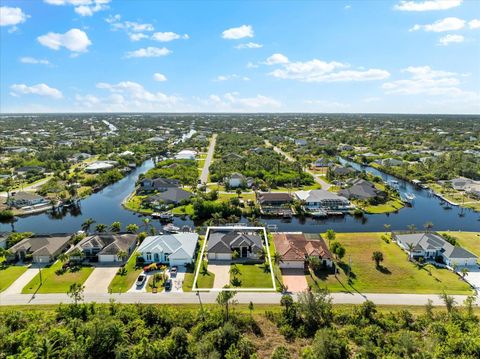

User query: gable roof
[10,234,71,257]
[77,233,137,256]
[273,233,332,261]
[207,230,263,254]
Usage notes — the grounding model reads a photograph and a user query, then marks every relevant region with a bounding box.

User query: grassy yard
[268,235,284,291]
[307,232,472,295]
[271,184,321,192]
[183,237,215,291]
[361,198,404,214]
[171,204,194,216]
[230,263,275,289]
[123,194,153,215]
[440,232,480,261]
[429,183,480,211]
[22,261,94,294]
[108,254,143,293]
[218,192,256,202]
[146,273,165,293]
[0,265,28,292]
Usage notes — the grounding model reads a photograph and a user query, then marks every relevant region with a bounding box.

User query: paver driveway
[208,262,231,288]
[83,267,119,294]
[281,269,308,292]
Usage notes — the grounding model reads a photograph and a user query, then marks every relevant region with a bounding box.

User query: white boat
[311,210,327,218]
[163,224,180,233]
[405,193,416,201]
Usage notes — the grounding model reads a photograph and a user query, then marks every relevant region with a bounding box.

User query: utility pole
[196,291,204,320]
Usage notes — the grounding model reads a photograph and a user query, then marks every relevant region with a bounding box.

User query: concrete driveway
[83,267,119,294]
[2,266,43,295]
[169,266,186,292]
[281,268,308,292]
[208,262,231,288]
[457,266,480,292]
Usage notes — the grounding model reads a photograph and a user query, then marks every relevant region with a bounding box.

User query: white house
[84,160,118,173]
[227,173,245,188]
[175,150,197,160]
[137,233,199,266]
[294,190,350,211]
[394,232,478,267]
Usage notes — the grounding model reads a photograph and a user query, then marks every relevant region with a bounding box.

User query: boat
[327,211,344,217]
[159,211,174,220]
[405,193,416,201]
[163,223,180,233]
[311,210,327,218]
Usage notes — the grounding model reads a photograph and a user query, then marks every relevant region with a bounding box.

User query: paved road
[0,291,477,306]
[265,140,331,190]
[0,176,53,198]
[200,134,217,184]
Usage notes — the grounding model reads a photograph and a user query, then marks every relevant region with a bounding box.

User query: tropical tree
[126,223,139,233]
[110,221,121,233]
[68,283,85,305]
[406,243,415,260]
[117,250,128,263]
[95,223,107,233]
[216,287,237,321]
[372,251,384,267]
[325,229,336,249]
[423,222,434,233]
[272,251,283,266]
[383,224,391,233]
[407,224,416,233]
[81,218,96,233]
[440,292,456,314]
[461,267,469,278]
[58,253,69,264]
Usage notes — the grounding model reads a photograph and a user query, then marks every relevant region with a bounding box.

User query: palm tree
[383,224,391,233]
[272,251,283,266]
[461,267,469,278]
[58,253,69,264]
[407,224,416,233]
[423,222,434,233]
[95,223,107,233]
[216,287,237,321]
[372,251,384,267]
[117,250,128,263]
[110,221,122,233]
[126,223,139,233]
[81,218,95,233]
[325,229,336,249]
[406,243,415,260]
[141,217,153,233]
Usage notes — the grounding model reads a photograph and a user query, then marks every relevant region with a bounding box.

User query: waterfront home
[393,232,478,267]
[256,192,293,215]
[139,177,180,192]
[175,149,197,160]
[207,228,263,261]
[7,191,47,208]
[9,234,71,263]
[339,179,387,201]
[329,166,357,178]
[273,232,333,269]
[143,188,192,207]
[294,190,350,211]
[84,160,118,173]
[449,177,480,192]
[375,158,403,166]
[76,233,137,263]
[137,232,198,266]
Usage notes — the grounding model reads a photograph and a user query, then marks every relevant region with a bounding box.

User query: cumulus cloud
[469,19,480,29]
[265,54,390,82]
[19,57,50,65]
[96,81,179,104]
[153,73,167,81]
[152,32,189,42]
[37,28,92,52]
[410,17,465,32]
[0,6,29,28]
[235,42,263,49]
[125,47,171,58]
[222,25,254,39]
[214,74,250,82]
[394,0,462,11]
[10,83,63,99]
[439,34,464,45]
[264,53,289,65]
[205,92,281,111]
[44,0,110,16]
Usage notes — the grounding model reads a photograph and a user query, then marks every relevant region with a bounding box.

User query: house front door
[241,247,248,258]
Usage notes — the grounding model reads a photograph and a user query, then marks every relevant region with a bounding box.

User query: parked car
[170,266,177,277]
[136,274,146,287]
[164,279,172,291]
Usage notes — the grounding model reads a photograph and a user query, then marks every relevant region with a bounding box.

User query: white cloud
[206,92,281,111]
[222,25,254,39]
[153,73,167,81]
[469,19,480,29]
[214,74,250,82]
[37,28,92,52]
[246,62,259,69]
[44,0,110,16]
[129,33,149,41]
[0,6,28,27]
[266,55,390,82]
[96,81,179,103]
[125,47,171,58]
[410,17,465,32]
[106,14,155,41]
[394,0,462,11]
[235,42,263,49]
[20,57,50,65]
[439,34,464,45]
[265,53,289,65]
[10,83,63,99]
[344,5,352,10]
[152,31,189,42]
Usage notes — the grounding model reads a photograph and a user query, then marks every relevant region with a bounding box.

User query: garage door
[280,261,304,269]
[99,254,116,263]
[170,258,188,266]
[208,253,231,261]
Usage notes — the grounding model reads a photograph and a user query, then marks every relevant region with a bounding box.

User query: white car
[136,274,146,287]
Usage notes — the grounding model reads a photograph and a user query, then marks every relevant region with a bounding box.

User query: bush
[279,324,296,342]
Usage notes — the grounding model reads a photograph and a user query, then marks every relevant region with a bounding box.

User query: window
[146,253,151,261]
[165,253,170,260]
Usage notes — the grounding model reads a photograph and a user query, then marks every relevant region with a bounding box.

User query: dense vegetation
[0,290,479,358]
[143,159,199,187]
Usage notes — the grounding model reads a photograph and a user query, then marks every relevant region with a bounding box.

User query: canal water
[1,159,478,234]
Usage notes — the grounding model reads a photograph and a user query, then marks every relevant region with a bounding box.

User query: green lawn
[440,232,480,262]
[429,183,480,211]
[108,253,143,293]
[123,194,153,214]
[362,198,404,214]
[307,232,472,295]
[0,265,28,292]
[171,204,194,216]
[183,237,215,291]
[218,193,256,202]
[146,274,165,293]
[22,261,94,294]
[230,263,275,289]
[267,235,284,291]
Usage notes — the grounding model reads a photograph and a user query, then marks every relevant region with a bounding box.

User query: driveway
[169,266,186,292]
[3,265,43,295]
[457,266,480,292]
[281,269,308,292]
[208,262,231,288]
[83,267,119,294]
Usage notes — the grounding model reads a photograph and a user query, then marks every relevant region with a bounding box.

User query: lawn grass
[0,265,28,292]
[108,254,142,293]
[146,273,165,293]
[428,183,480,211]
[440,232,480,262]
[306,232,472,295]
[230,263,275,289]
[268,235,283,291]
[362,198,404,214]
[22,261,94,294]
[183,237,215,291]
[123,194,153,214]
[218,192,256,202]
[171,204,194,216]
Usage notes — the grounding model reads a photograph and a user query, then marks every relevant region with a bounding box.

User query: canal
[1,158,478,234]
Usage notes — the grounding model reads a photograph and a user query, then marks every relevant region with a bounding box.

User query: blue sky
[1,0,479,113]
